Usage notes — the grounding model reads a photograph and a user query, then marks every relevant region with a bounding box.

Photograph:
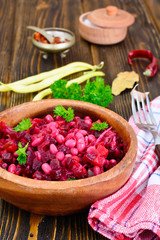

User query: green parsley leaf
[13,118,32,132]
[50,80,68,99]
[53,105,74,122]
[67,178,76,181]
[50,80,82,100]
[15,142,29,165]
[53,105,67,117]
[65,83,82,100]
[91,122,108,131]
[50,77,113,108]
[82,77,113,107]
[64,107,74,122]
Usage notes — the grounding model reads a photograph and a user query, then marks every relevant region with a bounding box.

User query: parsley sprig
[50,77,113,107]
[67,178,76,181]
[15,142,29,165]
[13,118,32,132]
[91,122,108,131]
[53,105,74,122]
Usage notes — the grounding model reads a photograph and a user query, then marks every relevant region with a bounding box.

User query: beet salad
[0,105,126,181]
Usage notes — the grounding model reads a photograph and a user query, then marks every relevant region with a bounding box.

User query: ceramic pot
[79,5,135,45]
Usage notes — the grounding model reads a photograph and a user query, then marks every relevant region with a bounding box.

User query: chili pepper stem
[127,49,159,77]
[143,69,151,77]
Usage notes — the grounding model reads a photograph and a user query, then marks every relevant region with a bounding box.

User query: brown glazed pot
[0,99,137,215]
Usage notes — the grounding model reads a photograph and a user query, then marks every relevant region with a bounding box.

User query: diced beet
[50,137,57,145]
[15,164,23,175]
[83,153,96,164]
[32,157,42,170]
[57,144,70,154]
[0,158,3,166]
[60,167,70,181]
[97,144,109,158]
[2,152,12,163]
[88,169,95,177]
[50,158,60,170]
[72,156,80,162]
[26,151,35,166]
[18,131,26,139]
[7,142,18,153]
[55,116,64,121]
[24,168,34,178]
[87,146,98,155]
[65,157,74,170]
[72,162,87,178]
[104,159,110,170]
[40,151,52,163]
[94,131,101,138]
[1,163,8,169]
[1,141,13,150]
[51,169,62,180]
[32,170,44,180]
[92,155,105,166]
[44,175,52,181]
[24,133,32,143]
[107,149,116,159]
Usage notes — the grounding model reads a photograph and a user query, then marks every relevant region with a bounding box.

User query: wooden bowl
[0,99,137,215]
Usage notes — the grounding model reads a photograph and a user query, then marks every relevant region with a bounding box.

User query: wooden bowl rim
[0,99,137,190]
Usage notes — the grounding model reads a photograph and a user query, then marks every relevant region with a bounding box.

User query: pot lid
[87,6,135,28]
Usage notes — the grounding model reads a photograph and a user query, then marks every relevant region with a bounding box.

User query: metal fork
[131,88,160,159]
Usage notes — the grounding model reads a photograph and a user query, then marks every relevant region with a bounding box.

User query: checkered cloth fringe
[88,96,160,240]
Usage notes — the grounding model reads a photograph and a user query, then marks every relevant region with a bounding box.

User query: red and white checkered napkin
[88,96,160,240]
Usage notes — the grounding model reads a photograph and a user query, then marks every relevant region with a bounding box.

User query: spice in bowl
[34,32,70,44]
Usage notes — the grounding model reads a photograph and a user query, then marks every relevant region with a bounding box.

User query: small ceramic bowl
[0,100,137,215]
[31,28,75,58]
[79,5,135,45]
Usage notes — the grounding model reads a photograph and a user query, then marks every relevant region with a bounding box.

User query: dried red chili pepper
[127,49,159,77]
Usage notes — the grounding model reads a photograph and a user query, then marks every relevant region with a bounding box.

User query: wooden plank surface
[144,0,160,31]
[0,0,159,239]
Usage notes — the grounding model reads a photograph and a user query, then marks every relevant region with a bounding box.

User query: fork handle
[155,144,160,160]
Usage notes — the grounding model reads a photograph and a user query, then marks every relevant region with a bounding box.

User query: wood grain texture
[144,0,160,31]
[0,0,159,239]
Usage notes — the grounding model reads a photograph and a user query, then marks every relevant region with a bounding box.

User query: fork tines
[131,90,157,126]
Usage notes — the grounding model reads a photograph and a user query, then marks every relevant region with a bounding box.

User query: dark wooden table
[0,0,159,239]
